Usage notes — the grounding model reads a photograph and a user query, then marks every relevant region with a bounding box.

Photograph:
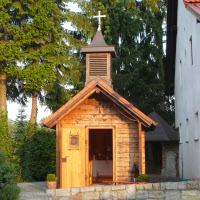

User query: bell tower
[81,11,116,87]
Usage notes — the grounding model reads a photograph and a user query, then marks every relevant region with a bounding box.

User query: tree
[70,0,170,121]
[14,107,27,145]
[2,0,85,124]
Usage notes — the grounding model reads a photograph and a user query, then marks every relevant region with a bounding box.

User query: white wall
[175,0,200,178]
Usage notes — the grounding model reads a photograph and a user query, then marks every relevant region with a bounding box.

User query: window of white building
[194,112,199,141]
[186,118,189,143]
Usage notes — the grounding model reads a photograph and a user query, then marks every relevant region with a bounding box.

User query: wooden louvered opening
[89,55,108,76]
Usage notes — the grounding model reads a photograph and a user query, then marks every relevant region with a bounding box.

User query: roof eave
[81,46,117,57]
[43,80,156,129]
[186,4,200,21]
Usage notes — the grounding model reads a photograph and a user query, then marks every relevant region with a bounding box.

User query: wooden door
[61,128,86,188]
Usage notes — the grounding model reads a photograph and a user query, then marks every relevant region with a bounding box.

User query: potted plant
[47,174,58,189]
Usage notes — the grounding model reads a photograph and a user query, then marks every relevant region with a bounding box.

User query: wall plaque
[69,135,79,147]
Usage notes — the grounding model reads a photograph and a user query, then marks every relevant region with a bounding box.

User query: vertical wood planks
[139,122,146,174]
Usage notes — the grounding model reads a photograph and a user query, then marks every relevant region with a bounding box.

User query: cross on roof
[93,11,106,31]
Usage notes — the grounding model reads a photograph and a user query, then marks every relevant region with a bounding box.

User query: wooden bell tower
[81,12,116,87]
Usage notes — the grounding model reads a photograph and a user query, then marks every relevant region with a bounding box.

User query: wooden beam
[139,122,146,174]
[56,123,60,188]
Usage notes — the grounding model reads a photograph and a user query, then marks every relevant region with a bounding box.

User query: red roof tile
[184,0,200,19]
[43,79,156,128]
[184,0,200,3]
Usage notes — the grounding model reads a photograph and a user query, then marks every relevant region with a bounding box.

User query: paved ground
[18,182,47,200]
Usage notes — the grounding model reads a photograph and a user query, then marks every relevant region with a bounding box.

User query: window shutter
[89,55,107,76]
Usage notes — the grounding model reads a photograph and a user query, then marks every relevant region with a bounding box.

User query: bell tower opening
[81,11,116,88]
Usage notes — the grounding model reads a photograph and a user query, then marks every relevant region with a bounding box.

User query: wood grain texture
[60,93,141,185]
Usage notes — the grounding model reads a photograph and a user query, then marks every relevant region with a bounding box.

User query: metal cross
[93,11,106,31]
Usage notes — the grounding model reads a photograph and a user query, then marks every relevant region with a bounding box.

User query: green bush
[137,174,150,182]
[20,127,56,181]
[47,174,58,182]
[0,184,21,200]
[0,151,17,184]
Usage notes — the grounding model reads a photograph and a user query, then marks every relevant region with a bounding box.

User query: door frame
[85,126,116,186]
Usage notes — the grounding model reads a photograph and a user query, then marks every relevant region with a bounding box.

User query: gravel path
[18,182,47,200]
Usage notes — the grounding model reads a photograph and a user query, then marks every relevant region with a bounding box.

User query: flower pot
[47,181,57,189]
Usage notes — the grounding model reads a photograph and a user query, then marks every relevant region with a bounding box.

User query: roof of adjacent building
[145,112,179,142]
[81,30,116,57]
[184,0,200,20]
[42,78,157,129]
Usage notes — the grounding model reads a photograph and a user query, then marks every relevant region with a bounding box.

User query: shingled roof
[43,78,157,129]
[81,30,116,57]
[145,112,179,142]
[184,0,200,20]
[88,30,108,47]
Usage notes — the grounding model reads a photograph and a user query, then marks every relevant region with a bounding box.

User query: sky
[7,2,82,123]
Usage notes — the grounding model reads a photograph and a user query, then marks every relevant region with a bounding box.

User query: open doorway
[89,129,113,185]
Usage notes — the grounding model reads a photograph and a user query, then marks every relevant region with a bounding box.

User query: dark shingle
[145,112,179,142]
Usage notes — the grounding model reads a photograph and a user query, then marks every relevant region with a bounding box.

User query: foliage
[44,78,69,113]
[7,119,16,138]
[1,0,85,123]
[14,107,28,145]
[19,126,56,181]
[0,110,11,156]
[137,174,150,182]
[47,174,58,182]
[69,0,173,124]
[0,184,21,200]
[0,151,17,184]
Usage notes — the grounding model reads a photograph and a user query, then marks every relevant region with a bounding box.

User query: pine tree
[14,107,27,145]
[71,0,169,117]
[1,0,85,123]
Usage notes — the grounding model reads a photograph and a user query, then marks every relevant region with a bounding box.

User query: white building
[175,0,200,178]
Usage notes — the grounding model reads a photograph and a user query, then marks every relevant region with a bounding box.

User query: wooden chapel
[43,12,156,189]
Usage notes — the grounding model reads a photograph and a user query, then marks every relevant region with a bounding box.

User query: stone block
[56,188,71,197]
[144,183,153,190]
[137,191,148,199]
[178,182,187,190]
[71,187,80,196]
[149,191,165,199]
[70,193,84,200]
[99,191,117,200]
[46,189,56,196]
[112,185,125,190]
[182,197,200,200]
[136,184,144,190]
[103,185,112,192]
[187,182,199,190]
[126,184,136,200]
[80,186,94,193]
[60,197,70,200]
[95,186,103,192]
[166,182,178,190]
[117,190,127,200]
[160,183,166,190]
[182,190,198,196]
[83,191,99,200]
[166,191,181,200]
[152,183,160,190]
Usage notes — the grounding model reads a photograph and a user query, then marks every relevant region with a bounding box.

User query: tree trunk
[30,90,37,124]
[0,71,7,113]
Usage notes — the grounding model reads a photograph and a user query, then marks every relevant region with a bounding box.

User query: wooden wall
[60,92,139,185]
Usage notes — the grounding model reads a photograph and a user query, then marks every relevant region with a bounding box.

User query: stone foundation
[47,181,200,200]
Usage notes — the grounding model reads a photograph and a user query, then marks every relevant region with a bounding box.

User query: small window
[189,36,193,65]
[186,119,189,143]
